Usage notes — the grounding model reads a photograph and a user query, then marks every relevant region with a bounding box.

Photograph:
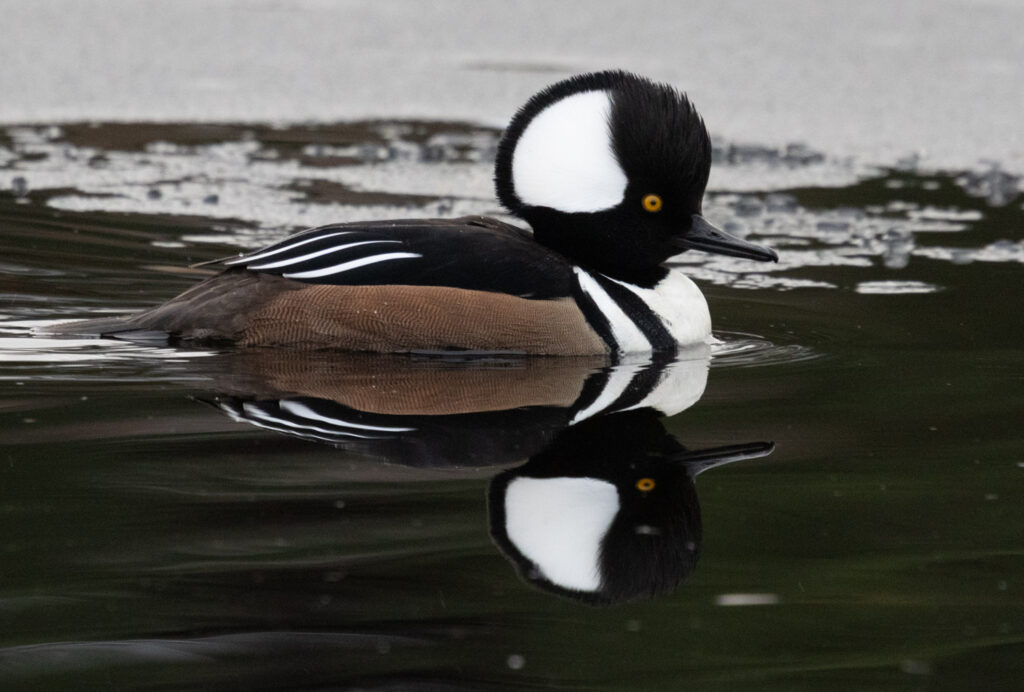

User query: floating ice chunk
[855,280,940,295]
[714,593,780,606]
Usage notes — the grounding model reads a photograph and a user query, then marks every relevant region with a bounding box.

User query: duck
[47,70,778,354]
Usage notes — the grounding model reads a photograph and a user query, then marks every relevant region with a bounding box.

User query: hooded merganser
[47,71,778,353]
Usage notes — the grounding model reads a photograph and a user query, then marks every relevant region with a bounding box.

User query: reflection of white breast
[619,346,710,417]
[570,344,711,424]
[504,476,620,592]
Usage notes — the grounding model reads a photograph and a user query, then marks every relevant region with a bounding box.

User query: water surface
[1,120,1022,690]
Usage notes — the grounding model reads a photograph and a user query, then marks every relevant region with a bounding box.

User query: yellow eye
[636,478,656,492]
[641,194,663,213]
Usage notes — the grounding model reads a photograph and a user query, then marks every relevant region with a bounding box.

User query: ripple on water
[0,321,214,381]
[2,320,812,374]
[710,331,821,369]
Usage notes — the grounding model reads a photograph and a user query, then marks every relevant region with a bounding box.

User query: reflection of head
[489,410,702,605]
[599,465,701,603]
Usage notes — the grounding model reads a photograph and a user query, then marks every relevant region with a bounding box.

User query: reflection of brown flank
[119,271,608,355]
[225,352,605,415]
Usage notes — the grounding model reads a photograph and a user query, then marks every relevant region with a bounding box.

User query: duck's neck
[530,222,670,288]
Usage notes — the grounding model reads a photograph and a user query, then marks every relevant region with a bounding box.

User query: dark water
[1,122,1022,690]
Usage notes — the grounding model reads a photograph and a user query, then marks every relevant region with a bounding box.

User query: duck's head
[495,71,777,285]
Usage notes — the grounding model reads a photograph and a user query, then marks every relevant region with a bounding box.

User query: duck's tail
[36,269,284,344]
[35,314,172,343]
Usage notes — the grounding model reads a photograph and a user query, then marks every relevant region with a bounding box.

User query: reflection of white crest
[504,476,620,592]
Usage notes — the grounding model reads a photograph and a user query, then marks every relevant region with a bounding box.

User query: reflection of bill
[203,345,772,603]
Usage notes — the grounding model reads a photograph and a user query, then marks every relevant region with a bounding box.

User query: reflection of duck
[490,410,772,605]
[47,71,775,352]
[199,348,771,604]
[207,347,709,468]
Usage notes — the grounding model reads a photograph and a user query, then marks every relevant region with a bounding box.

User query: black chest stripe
[604,352,676,413]
[592,275,677,352]
[569,364,616,418]
[571,278,619,355]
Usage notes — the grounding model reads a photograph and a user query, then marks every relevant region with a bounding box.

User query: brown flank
[66,271,608,355]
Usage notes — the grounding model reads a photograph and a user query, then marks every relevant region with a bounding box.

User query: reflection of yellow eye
[636,478,656,492]
[642,194,663,212]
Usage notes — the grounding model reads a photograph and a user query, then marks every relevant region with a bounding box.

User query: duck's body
[86,215,709,353]
[48,71,777,354]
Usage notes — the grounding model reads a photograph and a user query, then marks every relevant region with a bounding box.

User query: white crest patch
[512,90,627,213]
[504,476,619,592]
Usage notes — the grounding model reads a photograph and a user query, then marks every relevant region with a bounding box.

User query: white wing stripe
[224,230,355,265]
[283,252,422,279]
[245,416,382,442]
[279,400,415,432]
[248,240,402,270]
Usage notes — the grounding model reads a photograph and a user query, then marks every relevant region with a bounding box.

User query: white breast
[575,267,712,353]
[611,269,712,347]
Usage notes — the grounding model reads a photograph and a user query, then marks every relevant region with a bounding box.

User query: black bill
[677,215,779,262]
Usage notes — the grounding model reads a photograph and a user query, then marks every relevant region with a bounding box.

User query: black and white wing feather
[217,397,415,445]
[214,216,575,299]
